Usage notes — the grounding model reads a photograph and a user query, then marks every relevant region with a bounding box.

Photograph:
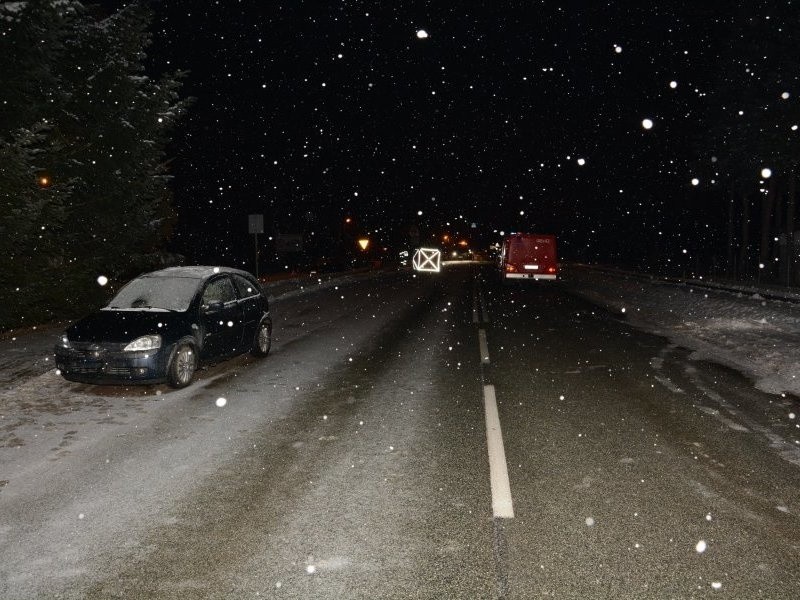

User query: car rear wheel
[168,343,196,388]
[252,318,272,356]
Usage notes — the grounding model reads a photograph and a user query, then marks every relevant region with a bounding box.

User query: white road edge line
[483,383,515,519]
[478,329,490,364]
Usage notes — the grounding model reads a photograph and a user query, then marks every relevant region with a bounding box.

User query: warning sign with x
[412,248,441,272]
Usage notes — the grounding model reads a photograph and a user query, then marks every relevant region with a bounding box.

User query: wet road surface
[1,265,799,598]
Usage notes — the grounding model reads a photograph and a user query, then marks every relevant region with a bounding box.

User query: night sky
[111,1,797,271]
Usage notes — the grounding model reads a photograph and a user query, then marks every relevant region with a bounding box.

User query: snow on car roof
[145,266,254,280]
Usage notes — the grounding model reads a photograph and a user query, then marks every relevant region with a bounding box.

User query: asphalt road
[1,265,799,599]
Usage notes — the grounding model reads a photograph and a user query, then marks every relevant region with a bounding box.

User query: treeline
[0,0,191,330]
[694,5,800,283]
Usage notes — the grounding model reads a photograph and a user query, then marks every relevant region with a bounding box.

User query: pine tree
[0,0,76,327]
[0,0,191,329]
[693,6,800,280]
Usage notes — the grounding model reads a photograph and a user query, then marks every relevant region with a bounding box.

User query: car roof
[143,266,257,280]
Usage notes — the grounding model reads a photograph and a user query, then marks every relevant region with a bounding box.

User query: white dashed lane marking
[474,283,513,519]
[482,383,514,519]
[478,329,490,364]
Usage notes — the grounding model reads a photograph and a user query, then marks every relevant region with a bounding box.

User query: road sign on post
[248,214,264,278]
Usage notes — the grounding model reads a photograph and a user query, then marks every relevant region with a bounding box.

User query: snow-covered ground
[563,264,800,399]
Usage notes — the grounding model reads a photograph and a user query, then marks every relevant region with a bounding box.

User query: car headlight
[60,334,71,349]
[124,335,162,352]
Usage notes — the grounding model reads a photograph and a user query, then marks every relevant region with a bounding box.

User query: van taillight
[505,264,517,272]
[547,266,557,273]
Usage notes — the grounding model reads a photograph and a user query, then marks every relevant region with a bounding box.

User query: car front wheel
[168,343,196,388]
[251,318,272,356]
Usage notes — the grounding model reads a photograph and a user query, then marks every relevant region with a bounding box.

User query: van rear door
[503,234,557,280]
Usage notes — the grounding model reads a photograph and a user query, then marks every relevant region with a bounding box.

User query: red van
[499,233,558,280]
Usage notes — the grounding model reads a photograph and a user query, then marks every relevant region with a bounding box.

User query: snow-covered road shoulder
[562,265,800,397]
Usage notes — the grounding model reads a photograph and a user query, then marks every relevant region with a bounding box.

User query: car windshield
[105,276,200,312]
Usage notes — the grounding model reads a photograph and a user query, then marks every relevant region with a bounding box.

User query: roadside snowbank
[563,265,800,397]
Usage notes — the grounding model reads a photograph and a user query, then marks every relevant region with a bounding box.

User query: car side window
[231,274,259,299]
[201,277,237,306]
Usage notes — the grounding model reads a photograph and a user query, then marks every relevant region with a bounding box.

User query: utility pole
[787,167,797,287]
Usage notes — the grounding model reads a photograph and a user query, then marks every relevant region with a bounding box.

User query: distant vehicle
[447,247,474,261]
[499,233,558,280]
[54,266,272,388]
[441,238,473,261]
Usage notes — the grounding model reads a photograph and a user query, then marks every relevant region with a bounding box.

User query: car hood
[66,309,189,344]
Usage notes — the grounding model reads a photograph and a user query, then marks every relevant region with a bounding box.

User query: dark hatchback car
[55,266,272,388]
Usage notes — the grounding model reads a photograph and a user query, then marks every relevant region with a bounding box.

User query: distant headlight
[60,334,71,348]
[124,335,162,352]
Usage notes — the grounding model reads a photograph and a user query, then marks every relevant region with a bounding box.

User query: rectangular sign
[248,214,264,234]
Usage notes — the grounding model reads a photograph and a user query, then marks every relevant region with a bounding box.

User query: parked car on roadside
[54,266,272,388]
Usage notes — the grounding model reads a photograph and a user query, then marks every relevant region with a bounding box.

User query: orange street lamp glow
[358,238,370,251]
[38,176,50,187]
